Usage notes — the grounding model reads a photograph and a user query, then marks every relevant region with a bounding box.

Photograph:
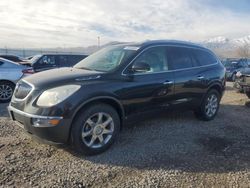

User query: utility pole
[98,36,100,48]
[5,46,8,55]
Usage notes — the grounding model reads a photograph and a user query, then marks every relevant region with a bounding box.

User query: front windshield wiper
[76,67,106,73]
[77,67,96,71]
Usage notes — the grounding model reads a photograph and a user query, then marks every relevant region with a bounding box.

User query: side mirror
[131,62,150,73]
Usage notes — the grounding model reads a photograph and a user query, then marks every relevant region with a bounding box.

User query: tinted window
[167,47,194,70]
[36,55,56,67]
[132,46,169,74]
[67,55,86,66]
[57,55,68,67]
[0,61,3,66]
[192,49,217,66]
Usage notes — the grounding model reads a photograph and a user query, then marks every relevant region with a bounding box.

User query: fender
[71,95,125,123]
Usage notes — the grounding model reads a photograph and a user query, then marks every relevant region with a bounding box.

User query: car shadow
[63,103,250,173]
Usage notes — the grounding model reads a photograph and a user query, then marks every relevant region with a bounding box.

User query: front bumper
[8,105,71,143]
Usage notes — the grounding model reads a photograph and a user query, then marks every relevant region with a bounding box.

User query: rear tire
[0,81,15,103]
[194,89,221,121]
[70,103,120,155]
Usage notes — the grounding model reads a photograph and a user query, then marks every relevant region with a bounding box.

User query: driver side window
[132,46,168,74]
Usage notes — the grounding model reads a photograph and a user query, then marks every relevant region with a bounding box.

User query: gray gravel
[0,82,250,187]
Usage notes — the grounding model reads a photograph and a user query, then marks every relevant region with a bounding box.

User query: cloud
[0,0,249,48]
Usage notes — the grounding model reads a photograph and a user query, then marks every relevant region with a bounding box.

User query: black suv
[22,54,87,74]
[8,40,226,155]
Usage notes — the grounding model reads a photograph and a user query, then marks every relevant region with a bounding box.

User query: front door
[120,46,175,117]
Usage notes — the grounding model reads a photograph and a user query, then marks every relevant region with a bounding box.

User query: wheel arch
[68,96,125,142]
[208,83,223,96]
[0,79,16,86]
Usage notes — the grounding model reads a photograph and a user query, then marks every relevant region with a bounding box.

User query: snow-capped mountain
[233,35,250,45]
[202,35,250,49]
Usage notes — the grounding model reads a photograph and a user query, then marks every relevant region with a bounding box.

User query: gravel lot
[0,82,250,187]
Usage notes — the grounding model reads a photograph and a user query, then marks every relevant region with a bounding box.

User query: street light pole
[98,36,100,48]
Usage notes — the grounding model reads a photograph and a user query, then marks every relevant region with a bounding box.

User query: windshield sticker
[124,46,140,51]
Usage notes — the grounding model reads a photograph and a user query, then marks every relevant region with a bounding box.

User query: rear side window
[167,47,194,70]
[57,55,68,67]
[192,49,217,66]
[67,55,85,66]
[57,55,86,67]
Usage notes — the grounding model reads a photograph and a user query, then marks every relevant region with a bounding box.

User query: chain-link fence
[0,48,83,58]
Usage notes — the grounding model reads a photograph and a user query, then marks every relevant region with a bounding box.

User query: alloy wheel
[205,94,218,117]
[0,84,13,100]
[81,112,114,149]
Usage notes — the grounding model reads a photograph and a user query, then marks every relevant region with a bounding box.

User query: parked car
[8,40,226,155]
[0,58,30,102]
[22,54,87,74]
[224,59,249,81]
[234,68,250,97]
[0,55,25,62]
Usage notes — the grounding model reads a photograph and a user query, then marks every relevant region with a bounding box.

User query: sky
[0,0,250,48]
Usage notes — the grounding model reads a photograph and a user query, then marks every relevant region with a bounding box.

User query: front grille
[14,81,33,100]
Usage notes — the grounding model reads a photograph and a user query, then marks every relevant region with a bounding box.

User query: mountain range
[202,35,250,50]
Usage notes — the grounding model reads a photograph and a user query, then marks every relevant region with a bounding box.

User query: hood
[23,67,103,89]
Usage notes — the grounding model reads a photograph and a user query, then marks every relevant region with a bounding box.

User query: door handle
[197,76,205,80]
[163,81,173,85]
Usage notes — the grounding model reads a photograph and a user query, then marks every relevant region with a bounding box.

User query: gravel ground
[0,82,250,187]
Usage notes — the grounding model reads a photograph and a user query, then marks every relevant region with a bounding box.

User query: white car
[0,58,28,102]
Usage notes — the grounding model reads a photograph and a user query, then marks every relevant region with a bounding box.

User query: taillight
[22,68,35,74]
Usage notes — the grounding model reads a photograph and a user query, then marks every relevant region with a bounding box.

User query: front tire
[70,103,120,155]
[194,89,221,121]
[0,81,15,103]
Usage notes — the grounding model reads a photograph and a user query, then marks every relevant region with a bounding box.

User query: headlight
[37,85,81,107]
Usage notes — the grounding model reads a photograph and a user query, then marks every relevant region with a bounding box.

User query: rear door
[167,46,210,108]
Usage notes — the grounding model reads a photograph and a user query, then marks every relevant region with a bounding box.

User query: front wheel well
[208,84,223,97]
[0,80,16,86]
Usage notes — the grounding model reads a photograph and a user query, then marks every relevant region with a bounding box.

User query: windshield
[29,55,42,64]
[74,45,139,72]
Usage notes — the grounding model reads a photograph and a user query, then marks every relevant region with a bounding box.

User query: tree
[237,44,250,58]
